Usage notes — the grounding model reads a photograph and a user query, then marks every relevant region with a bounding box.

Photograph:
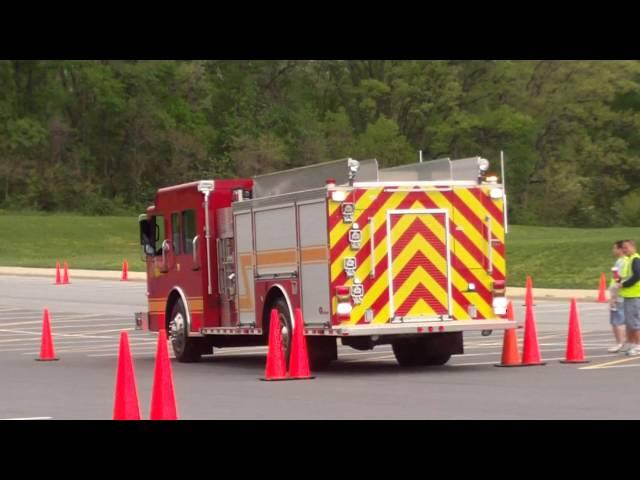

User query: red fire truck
[136,156,512,369]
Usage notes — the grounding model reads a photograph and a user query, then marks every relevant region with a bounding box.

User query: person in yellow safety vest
[617,239,640,356]
[608,240,628,352]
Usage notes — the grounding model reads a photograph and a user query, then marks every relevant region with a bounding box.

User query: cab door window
[171,212,181,255]
[182,210,196,254]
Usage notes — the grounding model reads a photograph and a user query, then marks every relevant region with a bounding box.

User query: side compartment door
[234,211,255,326]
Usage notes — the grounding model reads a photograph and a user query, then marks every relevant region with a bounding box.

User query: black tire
[392,339,451,367]
[169,299,208,363]
[267,297,293,367]
[307,337,336,371]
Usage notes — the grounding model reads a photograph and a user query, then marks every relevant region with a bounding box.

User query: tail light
[492,279,507,315]
[335,286,352,318]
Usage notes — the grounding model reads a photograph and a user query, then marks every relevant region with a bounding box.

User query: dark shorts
[623,298,640,331]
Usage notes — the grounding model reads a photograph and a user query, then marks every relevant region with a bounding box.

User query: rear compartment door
[386,209,452,320]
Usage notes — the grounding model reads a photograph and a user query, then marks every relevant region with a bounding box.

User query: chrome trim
[327,319,518,337]
[192,235,200,270]
[169,286,203,338]
[161,239,170,272]
[369,217,375,278]
[386,209,453,319]
[486,215,493,275]
[501,150,508,234]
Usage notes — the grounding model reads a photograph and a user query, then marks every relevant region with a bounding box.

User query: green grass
[506,225,640,289]
[0,214,638,288]
[0,214,144,272]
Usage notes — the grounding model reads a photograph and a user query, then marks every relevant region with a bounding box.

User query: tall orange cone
[261,309,288,381]
[561,298,589,364]
[113,331,141,420]
[523,275,535,307]
[55,261,61,285]
[597,273,607,303]
[521,301,545,366]
[36,308,58,361]
[121,259,129,281]
[62,261,70,284]
[149,329,178,420]
[495,301,521,367]
[288,308,314,380]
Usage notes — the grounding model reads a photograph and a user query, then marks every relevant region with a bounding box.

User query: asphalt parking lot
[0,275,638,419]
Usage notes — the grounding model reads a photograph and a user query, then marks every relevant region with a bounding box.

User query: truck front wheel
[169,298,208,363]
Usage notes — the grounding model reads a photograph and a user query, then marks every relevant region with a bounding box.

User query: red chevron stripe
[395,283,446,317]
[329,189,392,259]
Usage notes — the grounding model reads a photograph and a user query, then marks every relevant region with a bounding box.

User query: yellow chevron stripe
[428,190,505,277]
[387,217,468,321]
[330,190,409,282]
[328,188,380,251]
[391,265,448,320]
[420,212,493,319]
[457,188,505,242]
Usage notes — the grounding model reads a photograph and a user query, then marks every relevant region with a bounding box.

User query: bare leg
[613,325,625,344]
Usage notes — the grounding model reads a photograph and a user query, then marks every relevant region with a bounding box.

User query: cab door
[171,208,205,333]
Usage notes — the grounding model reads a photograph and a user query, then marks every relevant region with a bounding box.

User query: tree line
[1,60,640,226]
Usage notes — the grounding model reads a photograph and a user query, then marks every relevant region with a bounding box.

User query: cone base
[287,375,315,380]
[519,361,546,366]
[260,376,290,382]
[560,359,589,364]
[35,358,59,362]
[494,363,523,367]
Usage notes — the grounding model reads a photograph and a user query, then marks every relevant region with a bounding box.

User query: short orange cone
[149,329,178,420]
[597,273,607,303]
[560,298,589,364]
[113,331,141,420]
[288,308,314,380]
[121,260,129,282]
[495,301,521,367]
[36,309,58,361]
[62,261,70,284]
[261,309,288,381]
[523,275,535,307]
[521,302,545,366]
[55,261,61,285]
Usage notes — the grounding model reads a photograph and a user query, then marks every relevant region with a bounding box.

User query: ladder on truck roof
[251,156,491,198]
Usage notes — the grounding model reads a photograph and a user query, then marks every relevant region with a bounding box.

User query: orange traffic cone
[560,298,589,364]
[113,331,141,420]
[36,309,58,362]
[121,260,129,282]
[597,273,607,303]
[55,261,61,285]
[62,261,70,284]
[495,301,521,367]
[523,275,535,307]
[288,308,314,380]
[261,309,288,381]
[149,329,178,420]
[521,302,545,366]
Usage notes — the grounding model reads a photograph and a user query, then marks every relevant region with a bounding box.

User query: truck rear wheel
[169,298,209,363]
[268,297,293,367]
[392,339,451,367]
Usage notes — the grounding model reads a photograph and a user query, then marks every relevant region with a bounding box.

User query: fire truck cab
[137,156,513,369]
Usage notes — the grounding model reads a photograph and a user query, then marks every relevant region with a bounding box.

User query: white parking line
[0,417,52,420]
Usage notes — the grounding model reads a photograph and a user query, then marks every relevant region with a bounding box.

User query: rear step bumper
[305,319,519,337]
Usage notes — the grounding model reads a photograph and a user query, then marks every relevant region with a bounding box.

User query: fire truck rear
[136,156,512,369]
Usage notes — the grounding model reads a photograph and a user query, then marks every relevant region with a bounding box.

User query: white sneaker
[620,343,633,353]
[608,343,625,353]
[626,346,640,356]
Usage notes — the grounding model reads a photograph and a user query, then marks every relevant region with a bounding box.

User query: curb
[0,266,606,301]
[0,267,146,282]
